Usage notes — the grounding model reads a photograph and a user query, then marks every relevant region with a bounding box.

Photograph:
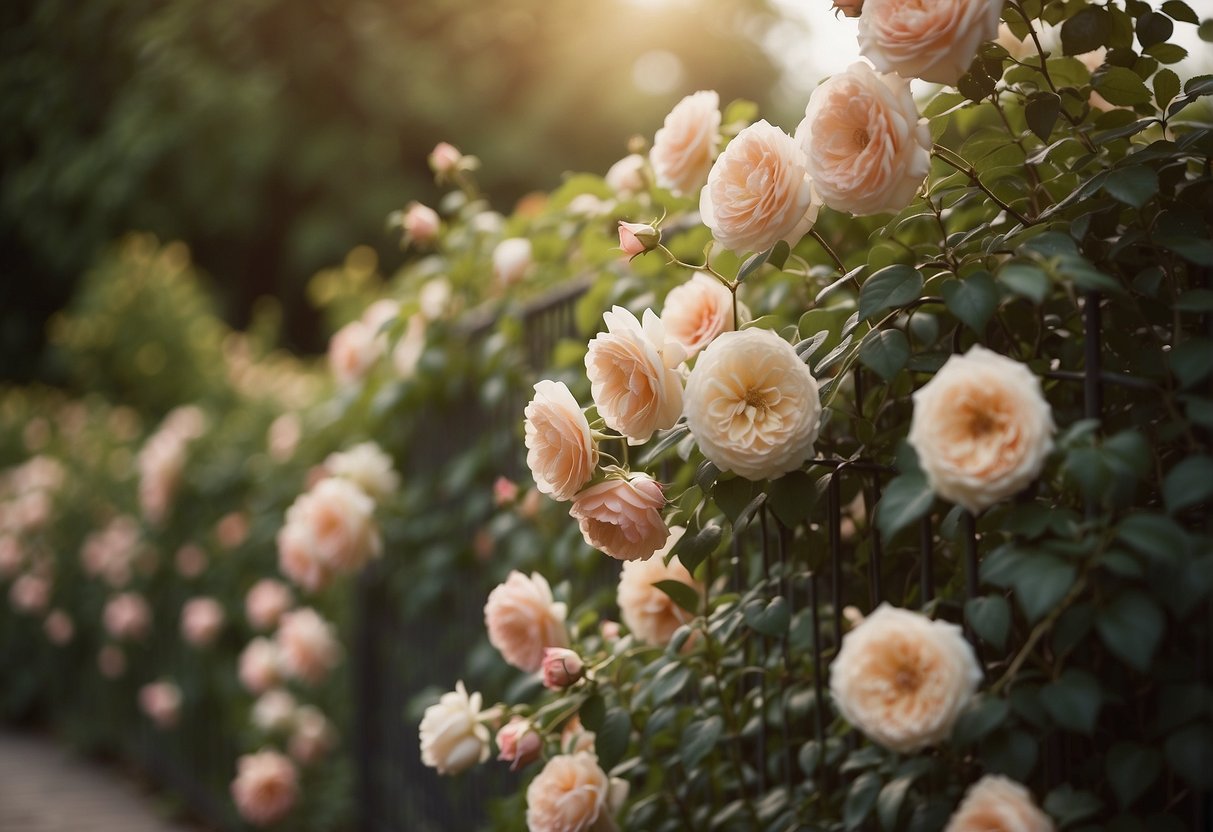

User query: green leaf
[798,741,822,776]
[1105,742,1162,809]
[878,777,913,832]
[1136,11,1174,47]
[1165,722,1213,789]
[595,708,632,770]
[980,729,1039,781]
[768,471,817,527]
[951,695,1010,746]
[1117,512,1188,565]
[1163,455,1213,513]
[1154,68,1181,107]
[580,692,606,731]
[966,595,1011,651]
[1014,554,1077,624]
[1103,166,1159,208]
[876,472,934,543]
[942,272,998,332]
[654,580,701,616]
[858,264,924,320]
[713,477,760,523]
[1161,1,1199,24]
[1093,66,1153,106]
[845,772,883,830]
[670,519,722,572]
[1061,6,1111,54]
[680,715,723,769]
[648,663,692,705]
[1040,669,1102,735]
[1096,590,1165,672]
[1025,92,1061,140]
[744,596,791,637]
[998,263,1050,303]
[1044,784,1103,828]
[723,98,759,126]
[859,329,909,381]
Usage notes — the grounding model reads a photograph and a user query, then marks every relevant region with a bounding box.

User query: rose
[391,313,427,379]
[267,413,302,463]
[139,681,182,729]
[684,328,822,481]
[493,237,532,287]
[660,272,738,359]
[402,201,440,245]
[650,90,721,197]
[526,753,626,832]
[493,476,520,506]
[252,689,297,734]
[907,344,1055,514]
[327,319,379,386]
[216,511,249,549]
[428,141,463,176]
[585,306,685,445]
[605,153,646,196]
[858,0,1003,86]
[245,579,294,631]
[617,221,660,258]
[569,473,668,561]
[175,543,207,579]
[419,681,491,775]
[617,527,703,646]
[43,609,74,645]
[231,750,299,827]
[9,573,50,614]
[275,608,342,685]
[419,276,453,321]
[0,535,22,577]
[103,592,151,642]
[325,441,400,504]
[700,119,818,255]
[829,604,980,753]
[524,380,599,502]
[289,706,336,765]
[276,477,381,591]
[484,570,569,673]
[98,645,126,679]
[239,637,283,695]
[833,0,863,17]
[541,647,585,689]
[496,717,542,771]
[561,716,597,754]
[796,61,930,216]
[945,776,1054,832]
[181,596,225,648]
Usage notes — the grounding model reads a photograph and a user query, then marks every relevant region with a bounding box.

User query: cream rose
[796,61,930,216]
[231,750,299,827]
[945,775,1055,832]
[239,637,284,695]
[402,201,440,245]
[484,570,569,673]
[289,705,337,765]
[419,681,492,775]
[700,120,818,255]
[325,441,400,504]
[617,528,704,647]
[585,306,685,445]
[327,319,379,386]
[908,345,1055,514]
[276,476,381,591]
[275,607,342,685]
[650,90,721,197]
[569,473,668,561]
[181,596,225,648]
[660,273,738,359]
[43,609,74,645]
[493,237,533,287]
[605,153,646,196]
[524,380,599,502]
[858,0,1004,86]
[139,680,182,730]
[525,752,620,832]
[684,328,822,481]
[103,592,151,642]
[245,578,293,631]
[252,689,298,734]
[829,604,980,753]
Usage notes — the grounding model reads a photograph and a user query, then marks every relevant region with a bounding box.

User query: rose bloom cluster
[136,405,208,527]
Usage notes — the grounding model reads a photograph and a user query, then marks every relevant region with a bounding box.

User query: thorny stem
[990,575,1088,695]
[933,145,1034,226]
[656,244,731,287]
[810,228,848,274]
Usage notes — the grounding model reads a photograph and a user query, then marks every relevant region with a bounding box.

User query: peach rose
[252,688,298,734]
[493,237,532,288]
[328,319,379,386]
[586,306,685,445]
[231,750,299,827]
[139,680,182,729]
[796,61,930,216]
[239,637,283,695]
[289,705,337,765]
[9,573,50,614]
[858,0,1003,86]
[945,775,1055,832]
[402,201,440,245]
[175,542,208,579]
[275,608,342,685]
[617,528,704,646]
[391,313,427,379]
[700,120,818,255]
[561,715,597,754]
[484,570,569,673]
[684,328,822,481]
[277,477,381,591]
[542,647,585,689]
[419,681,491,775]
[325,441,399,504]
[267,412,302,463]
[43,609,74,645]
[526,752,621,832]
[496,717,542,771]
[829,604,980,753]
[570,473,668,561]
[216,511,249,549]
[605,153,647,196]
[103,592,151,642]
[181,596,225,648]
[246,579,294,631]
[650,90,721,197]
[524,380,599,502]
[908,345,1054,514]
[660,273,737,359]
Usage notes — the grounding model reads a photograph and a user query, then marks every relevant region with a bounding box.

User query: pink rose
[493,476,520,506]
[103,592,151,642]
[231,750,299,827]
[496,717,543,771]
[327,319,379,386]
[617,529,704,646]
[525,752,620,832]
[945,775,1054,832]
[700,120,818,255]
[561,715,597,754]
[276,477,381,591]
[650,90,721,197]
[541,647,585,689]
[858,0,1003,86]
[324,442,399,504]
[139,681,182,729]
[9,573,50,614]
[797,61,930,216]
[175,543,208,579]
[0,535,23,577]
[98,645,126,679]
[181,597,225,648]
[585,306,685,445]
[429,141,464,176]
[524,380,600,502]
[484,571,569,673]
[617,221,660,258]
[239,637,283,695]
[493,238,532,288]
[252,689,298,734]
[569,473,668,561]
[246,579,294,631]
[289,705,337,765]
[660,272,737,359]
[402,201,441,246]
[275,608,342,685]
[43,609,74,645]
[267,413,302,463]
[216,511,250,549]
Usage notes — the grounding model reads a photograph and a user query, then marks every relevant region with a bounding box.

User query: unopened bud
[541,647,584,689]
[618,221,661,259]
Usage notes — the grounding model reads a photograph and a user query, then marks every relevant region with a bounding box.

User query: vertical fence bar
[919,514,934,605]
[1083,292,1102,520]
[867,474,883,609]
[827,472,842,648]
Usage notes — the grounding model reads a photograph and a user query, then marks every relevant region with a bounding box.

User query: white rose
[796,61,930,216]
[908,345,1055,514]
[700,120,818,255]
[605,153,647,196]
[830,604,981,753]
[650,90,721,197]
[684,328,821,481]
[945,775,1055,832]
[419,681,491,776]
[325,441,400,504]
[858,0,1004,86]
[493,238,532,287]
[524,380,599,502]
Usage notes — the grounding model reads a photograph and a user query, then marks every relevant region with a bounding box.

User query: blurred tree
[0,0,786,382]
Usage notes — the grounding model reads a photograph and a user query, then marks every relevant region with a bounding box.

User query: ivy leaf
[1040,669,1103,735]
[680,715,723,769]
[941,272,998,332]
[1092,66,1152,106]
[1163,455,1213,513]
[859,329,909,381]
[1025,92,1061,141]
[1103,166,1159,208]
[1105,742,1162,809]
[1096,590,1165,672]
[966,595,1011,651]
[876,471,934,543]
[654,580,701,616]
[845,772,883,830]
[858,264,923,320]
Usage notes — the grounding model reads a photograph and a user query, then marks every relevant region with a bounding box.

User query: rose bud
[496,717,543,771]
[833,0,863,17]
[618,221,660,259]
[429,142,463,177]
[541,647,584,690]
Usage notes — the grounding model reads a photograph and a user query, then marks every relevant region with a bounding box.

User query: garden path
[0,729,202,832]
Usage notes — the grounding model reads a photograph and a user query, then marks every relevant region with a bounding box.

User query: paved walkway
[0,729,203,832]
